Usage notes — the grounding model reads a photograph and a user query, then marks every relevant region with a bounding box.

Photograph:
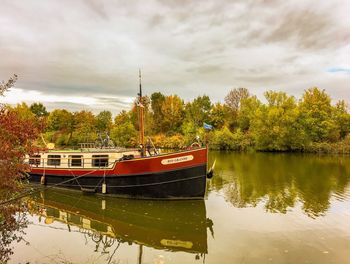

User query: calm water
[9,152,350,263]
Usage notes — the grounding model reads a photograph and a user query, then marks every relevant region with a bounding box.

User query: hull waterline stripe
[51,174,205,188]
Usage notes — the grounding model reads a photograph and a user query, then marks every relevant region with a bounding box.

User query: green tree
[184,95,211,127]
[237,96,261,131]
[209,103,230,129]
[114,110,131,125]
[181,120,198,145]
[46,109,75,145]
[333,100,350,139]
[110,122,138,147]
[111,110,138,147]
[299,87,339,142]
[251,91,305,151]
[47,109,73,132]
[211,126,235,150]
[71,110,97,144]
[30,102,48,117]
[96,110,112,132]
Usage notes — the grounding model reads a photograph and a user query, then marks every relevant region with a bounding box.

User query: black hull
[28,165,207,199]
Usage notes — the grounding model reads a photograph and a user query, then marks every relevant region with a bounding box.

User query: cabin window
[69,155,83,167]
[92,155,109,167]
[29,155,41,166]
[47,155,61,166]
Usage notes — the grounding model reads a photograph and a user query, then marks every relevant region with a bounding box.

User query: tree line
[5,87,350,153]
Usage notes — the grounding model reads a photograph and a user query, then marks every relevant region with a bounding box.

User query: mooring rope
[0,169,99,206]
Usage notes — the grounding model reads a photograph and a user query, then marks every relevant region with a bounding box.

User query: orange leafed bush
[0,108,41,190]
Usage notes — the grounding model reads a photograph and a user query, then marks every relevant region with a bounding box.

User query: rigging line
[0,168,100,206]
[107,241,121,264]
[94,178,104,192]
[68,168,82,189]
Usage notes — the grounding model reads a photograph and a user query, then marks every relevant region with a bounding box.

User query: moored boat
[25,72,211,199]
[26,146,208,199]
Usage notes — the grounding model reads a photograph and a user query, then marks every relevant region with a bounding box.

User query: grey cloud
[43,102,95,112]
[95,96,133,107]
[264,10,349,49]
[1,0,350,112]
[83,0,109,20]
[238,2,350,50]
[28,100,131,116]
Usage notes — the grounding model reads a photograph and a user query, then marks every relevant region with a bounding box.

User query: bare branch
[0,74,18,96]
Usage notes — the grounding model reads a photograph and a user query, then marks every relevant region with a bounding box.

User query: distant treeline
[11,87,350,153]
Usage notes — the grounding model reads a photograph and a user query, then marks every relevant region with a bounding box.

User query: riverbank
[148,132,350,154]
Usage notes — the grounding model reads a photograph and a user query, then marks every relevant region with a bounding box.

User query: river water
[9,152,350,263]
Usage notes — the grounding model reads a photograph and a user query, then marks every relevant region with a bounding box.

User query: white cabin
[25,148,140,169]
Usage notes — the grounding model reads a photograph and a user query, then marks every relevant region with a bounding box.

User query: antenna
[138,69,142,98]
[137,69,145,156]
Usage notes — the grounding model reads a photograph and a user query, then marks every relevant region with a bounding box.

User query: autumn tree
[0,75,33,262]
[225,88,250,111]
[0,74,17,95]
[224,87,250,129]
[46,109,75,145]
[0,74,40,191]
[160,95,184,134]
[150,92,165,133]
[130,95,151,133]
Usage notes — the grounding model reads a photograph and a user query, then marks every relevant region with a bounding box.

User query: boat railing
[78,143,96,149]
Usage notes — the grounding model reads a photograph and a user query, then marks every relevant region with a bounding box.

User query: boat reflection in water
[27,189,212,261]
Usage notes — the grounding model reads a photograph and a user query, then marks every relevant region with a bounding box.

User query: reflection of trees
[209,152,350,218]
[0,202,28,262]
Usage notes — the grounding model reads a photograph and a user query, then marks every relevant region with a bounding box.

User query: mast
[137,245,143,264]
[138,69,145,156]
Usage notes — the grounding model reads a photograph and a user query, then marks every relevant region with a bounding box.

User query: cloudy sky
[0,0,349,114]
